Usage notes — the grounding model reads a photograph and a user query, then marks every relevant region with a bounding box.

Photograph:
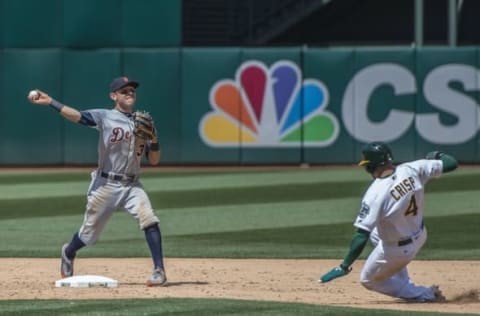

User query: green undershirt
[340,228,370,270]
[440,153,458,173]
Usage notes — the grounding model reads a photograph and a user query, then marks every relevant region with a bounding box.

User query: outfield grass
[0,166,479,315]
[0,167,479,259]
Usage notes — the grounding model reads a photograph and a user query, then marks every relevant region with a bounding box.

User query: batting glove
[319,265,351,283]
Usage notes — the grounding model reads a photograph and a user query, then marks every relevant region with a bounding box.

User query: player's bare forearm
[27,89,81,123]
[59,106,81,123]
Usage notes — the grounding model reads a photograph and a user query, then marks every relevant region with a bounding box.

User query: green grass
[0,168,478,259]
[0,298,476,316]
[0,167,479,315]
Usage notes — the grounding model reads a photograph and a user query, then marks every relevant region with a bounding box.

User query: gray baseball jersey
[84,109,147,175]
[76,108,159,245]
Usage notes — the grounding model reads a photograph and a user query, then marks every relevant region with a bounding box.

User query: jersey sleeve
[353,189,381,232]
[79,109,106,129]
[406,159,443,184]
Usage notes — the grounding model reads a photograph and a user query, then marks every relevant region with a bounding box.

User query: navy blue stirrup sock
[65,232,86,260]
[144,224,165,270]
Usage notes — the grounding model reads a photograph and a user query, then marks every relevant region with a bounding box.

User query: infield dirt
[0,258,479,314]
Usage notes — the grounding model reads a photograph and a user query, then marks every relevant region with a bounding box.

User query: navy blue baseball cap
[109,76,139,92]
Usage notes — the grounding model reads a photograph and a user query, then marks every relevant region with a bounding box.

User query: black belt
[100,172,137,182]
[398,238,414,246]
[398,222,425,246]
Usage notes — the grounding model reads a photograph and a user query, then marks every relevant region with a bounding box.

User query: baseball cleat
[146,267,167,287]
[404,285,446,303]
[60,243,74,278]
[428,285,446,303]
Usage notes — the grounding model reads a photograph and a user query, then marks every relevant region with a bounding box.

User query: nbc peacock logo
[199,60,339,147]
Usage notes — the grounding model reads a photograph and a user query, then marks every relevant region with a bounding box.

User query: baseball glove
[133,111,156,141]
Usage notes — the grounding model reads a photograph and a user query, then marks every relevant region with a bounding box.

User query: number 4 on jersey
[404,196,418,216]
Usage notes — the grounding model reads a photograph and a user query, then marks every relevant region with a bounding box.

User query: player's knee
[138,209,159,230]
[360,270,388,291]
[140,217,159,230]
[360,271,375,290]
[360,277,375,290]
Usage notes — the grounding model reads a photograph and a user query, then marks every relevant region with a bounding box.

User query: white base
[55,275,118,288]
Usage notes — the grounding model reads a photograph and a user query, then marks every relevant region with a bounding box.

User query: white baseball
[28,90,39,100]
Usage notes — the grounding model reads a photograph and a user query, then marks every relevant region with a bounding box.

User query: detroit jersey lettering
[83,109,147,176]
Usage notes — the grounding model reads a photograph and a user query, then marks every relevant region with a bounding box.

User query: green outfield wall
[0,0,181,48]
[1,46,480,164]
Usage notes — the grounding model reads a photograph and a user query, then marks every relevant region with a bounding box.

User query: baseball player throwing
[28,77,167,286]
[319,142,458,302]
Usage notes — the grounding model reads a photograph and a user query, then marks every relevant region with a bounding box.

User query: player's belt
[100,172,137,182]
[398,222,425,246]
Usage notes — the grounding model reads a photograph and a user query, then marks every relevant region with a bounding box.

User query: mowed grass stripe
[0,167,367,183]
[2,213,477,259]
[0,169,260,184]
[0,190,477,242]
[165,214,480,259]
[0,168,476,200]
[0,172,91,183]
[0,198,360,235]
[2,165,479,183]
[0,168,344,186]
[0,170,369,200]
[0,180,364,219]
[1,177,479,220]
